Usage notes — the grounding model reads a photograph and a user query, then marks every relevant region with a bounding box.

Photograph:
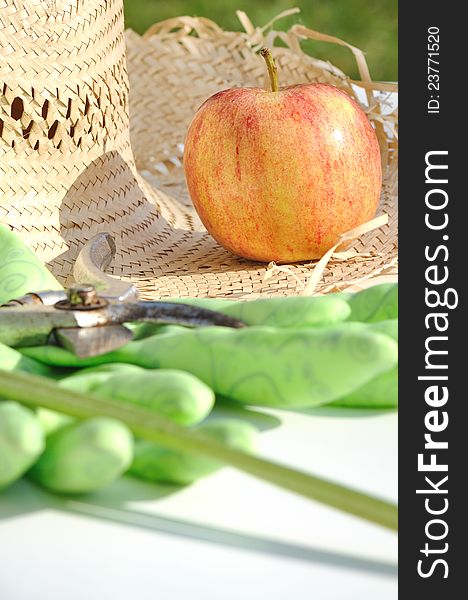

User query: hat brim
[120,21,397,298]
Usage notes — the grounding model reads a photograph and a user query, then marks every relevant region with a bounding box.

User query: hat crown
[0,0,129,157]
[0,0,155,279]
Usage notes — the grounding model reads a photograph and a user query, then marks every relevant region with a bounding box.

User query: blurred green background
[123,0,397,81]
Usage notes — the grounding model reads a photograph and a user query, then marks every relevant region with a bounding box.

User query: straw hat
[0,1,397,299]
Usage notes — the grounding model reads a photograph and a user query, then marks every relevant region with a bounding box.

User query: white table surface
[0,405,397,600]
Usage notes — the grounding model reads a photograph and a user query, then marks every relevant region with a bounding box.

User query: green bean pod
[20,344,113,368]
[129,295,350,340]
[347,283,398,323]
[57,363,143,393]
[0,401,45,488]
[59,364,215,426]
[28,417,133,494]
[129,418,258,485]
[330,320,398,408]
[170,295,350,328]
[21,323,398,408]
[0,224,62,305]
[35,407,73,435]
[122,323,398,408]
[0,344,72,435]
[0,342,55,376]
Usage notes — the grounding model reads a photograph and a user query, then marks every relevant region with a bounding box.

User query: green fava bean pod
[330,320,398,409]
[36,408,73,435]
[129,295,350,340]
[21,323,398,407]
[0,401,45,489]
[59,364,215,426]
[20,344,114,368]
[57,363,144,393]
[347,283,398,323]
[0,342,55,376]
[0,224,62,305]
[170,295,350,328]
[217,296,350,327]
[116,322,398,408]
[129,418,258,485]
[28,417,133,494]
[36,365,155,437]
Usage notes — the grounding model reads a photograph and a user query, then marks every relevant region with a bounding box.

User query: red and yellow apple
[184,49,382,263]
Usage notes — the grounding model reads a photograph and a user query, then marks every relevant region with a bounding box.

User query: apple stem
[260,47,279,92]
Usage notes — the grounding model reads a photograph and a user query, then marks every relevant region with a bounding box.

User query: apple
[184,48,382,262]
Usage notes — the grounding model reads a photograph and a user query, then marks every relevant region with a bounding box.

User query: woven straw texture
[0,1,398,299]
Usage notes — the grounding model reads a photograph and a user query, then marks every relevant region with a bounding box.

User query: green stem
[260,47,279,92]
[0,369,397,531]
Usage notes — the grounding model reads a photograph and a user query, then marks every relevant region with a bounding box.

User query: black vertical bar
[399,1,464,596]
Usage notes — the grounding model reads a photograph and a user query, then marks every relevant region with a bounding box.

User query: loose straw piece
[236,10,256,35]
[259,8,302,33]
[237,8,301,37]
[291,24,372,83]
[302,214,389,296]
[318,257,398,295]
[264,262,306,289]
[351,80,399,93]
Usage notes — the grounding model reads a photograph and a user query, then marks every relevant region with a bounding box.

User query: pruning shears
[0,233,244,358]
